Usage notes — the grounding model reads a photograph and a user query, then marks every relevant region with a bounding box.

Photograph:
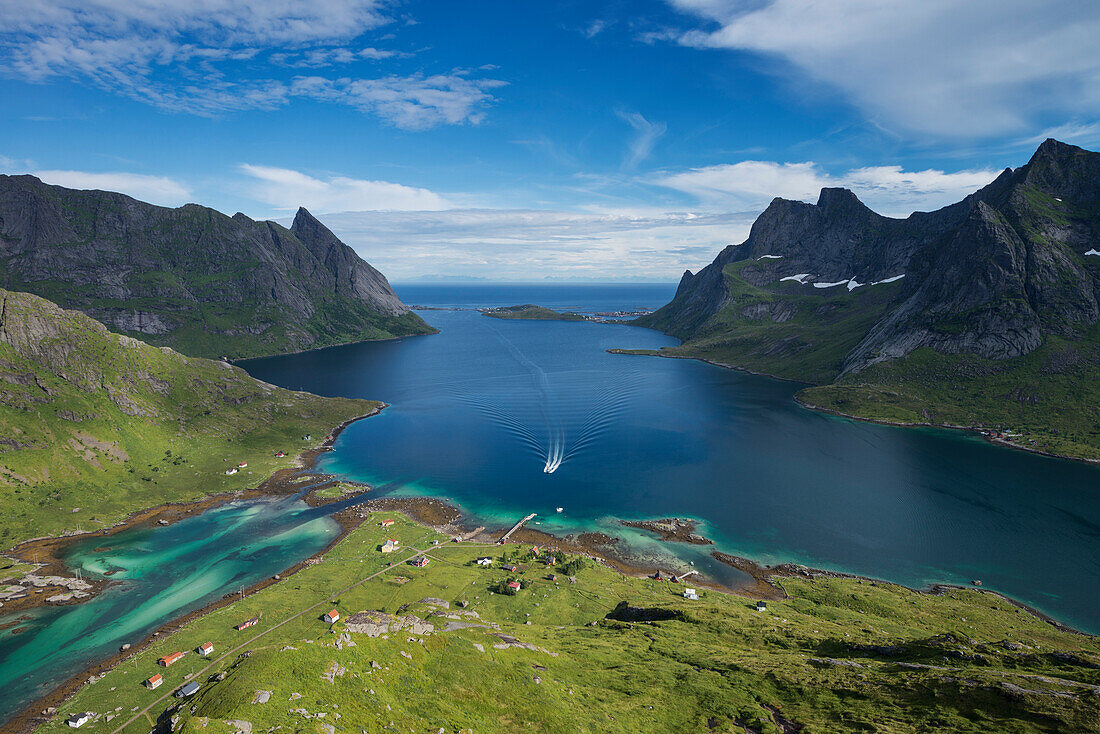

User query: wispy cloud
[618,110,667,169]
[314,207,753,281]
[290,72,506,129]
[666,0,1100,138]
[31,170,191,207]
[655,160,999,216]
[1020,122,1100,148]
[0,1,502,129]
[240,164,453,213]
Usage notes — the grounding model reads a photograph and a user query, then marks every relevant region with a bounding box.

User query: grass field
[0,288,377,549]
[38,513,1100,734]
[798,325,1100,461]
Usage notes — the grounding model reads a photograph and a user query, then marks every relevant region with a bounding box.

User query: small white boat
[555,507,563,513]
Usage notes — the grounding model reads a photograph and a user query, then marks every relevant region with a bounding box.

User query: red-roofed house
[323,609,340,623]
[145,674,163,689]
[158,652,184,667]
[197,642,214,656]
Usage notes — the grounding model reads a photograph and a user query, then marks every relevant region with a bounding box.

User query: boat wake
[455,325,636,474]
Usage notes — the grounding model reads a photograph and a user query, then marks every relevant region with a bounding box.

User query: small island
[622,517,715,545]
[481,304,589,321]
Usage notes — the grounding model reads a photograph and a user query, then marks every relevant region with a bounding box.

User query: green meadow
[40,512,1100,734]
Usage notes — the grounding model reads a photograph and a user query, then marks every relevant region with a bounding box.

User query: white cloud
[655,160,999,216]
[32,170,191,206]
[290,73,506,129]
[0,1,503,128]
[0,1,389,48]
[312,208,753,281]
[240,164,453,213]
[668,0,1100,138]
[618,110,667,169]
[1022,122,1100,148]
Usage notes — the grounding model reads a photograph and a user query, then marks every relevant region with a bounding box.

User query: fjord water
[247,284,1100,633]
[0,495,337,722]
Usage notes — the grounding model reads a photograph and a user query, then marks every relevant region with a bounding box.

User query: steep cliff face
[0,176,432,359]
[638,139,1100,379]
[846,140,1100,371]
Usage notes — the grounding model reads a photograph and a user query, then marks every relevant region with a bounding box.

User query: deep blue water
[243,284,1100,634]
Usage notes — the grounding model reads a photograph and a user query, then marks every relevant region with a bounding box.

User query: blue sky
[2,0,1099,280]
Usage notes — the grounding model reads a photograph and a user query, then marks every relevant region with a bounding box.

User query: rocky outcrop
[0,176,432,358]
[638,139,1100,379]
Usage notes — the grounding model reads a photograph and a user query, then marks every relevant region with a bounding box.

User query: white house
[683,588,699,601]
[323,609,340,623]
[67,713,92,728]
[381,539,399,553]
[476,557,493,566]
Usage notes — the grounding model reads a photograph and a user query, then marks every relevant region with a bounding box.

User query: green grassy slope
[483,304,588,321]
[41,514,1100,733]
[637,262,903,384]
[0,288,378,548]
[798,324,1100,461]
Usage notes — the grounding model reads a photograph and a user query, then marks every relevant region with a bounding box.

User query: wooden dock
[498,513,537,543]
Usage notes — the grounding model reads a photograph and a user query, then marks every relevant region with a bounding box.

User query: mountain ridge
[0,175,433,359]
[634,139,1100,459]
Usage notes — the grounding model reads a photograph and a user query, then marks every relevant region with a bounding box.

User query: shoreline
[12,489,1096,733]
[609,347,1100,466]
[229,327,439,365]
[2,407,383,734]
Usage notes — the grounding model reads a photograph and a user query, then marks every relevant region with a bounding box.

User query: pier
[498,513,537,544]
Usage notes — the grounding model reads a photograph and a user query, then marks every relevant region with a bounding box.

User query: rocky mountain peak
[816,187,866,213]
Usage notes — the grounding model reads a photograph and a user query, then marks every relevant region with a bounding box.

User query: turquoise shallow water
[0,495,338,722]
[246,284,1100,634]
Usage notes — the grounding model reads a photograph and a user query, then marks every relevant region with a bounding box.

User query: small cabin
[683,588,699,600]
[545,556,556,565]
[235,616,259,631]
[145,674,163,689]
[225,467,238,475]
[532,546,540,555]
[237,462,248,468]
[381,539,399,553]
[275,451,286,458]
[67,713,93,728]
[197,642,214,656]
[476,557,492,566]
[507,581,521,590]
[756,601,767,612]
[176,681,200,698]
[410,556,429,567]
[548,574,558,582]
[380,519,395,527]
[158,652,184,667]
[323,609,340,623]
[507,565,518,573]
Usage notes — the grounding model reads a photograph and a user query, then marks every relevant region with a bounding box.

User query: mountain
[635,140,1100,459]
[0,287,376,547]
[0,175,434,359]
